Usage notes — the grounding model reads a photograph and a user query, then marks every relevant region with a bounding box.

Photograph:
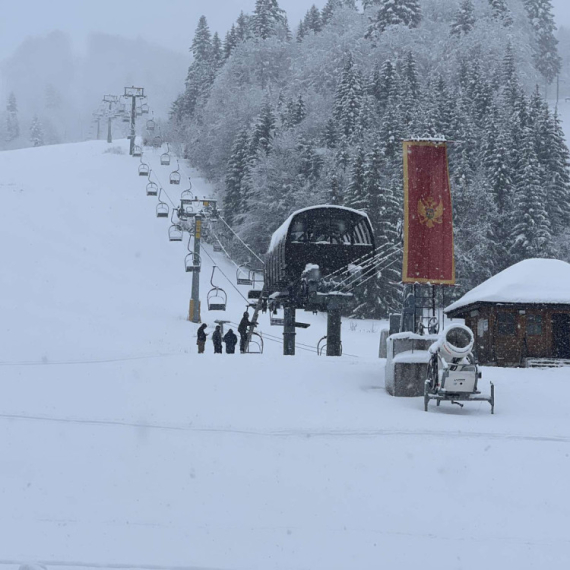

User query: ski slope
[1,140,570,570]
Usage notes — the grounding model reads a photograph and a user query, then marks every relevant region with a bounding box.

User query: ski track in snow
[0,410,569,444]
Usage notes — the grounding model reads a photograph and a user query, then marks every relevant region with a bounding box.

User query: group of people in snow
[196,312,255,354]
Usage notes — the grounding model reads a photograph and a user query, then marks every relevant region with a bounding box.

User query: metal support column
[129,95,136,156]
[326,303,342,357]
[190,215,202,323]
[283,305,296,356]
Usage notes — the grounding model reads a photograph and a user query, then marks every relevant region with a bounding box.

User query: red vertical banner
[402,140,455,285]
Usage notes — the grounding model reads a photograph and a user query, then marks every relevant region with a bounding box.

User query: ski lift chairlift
[141,103,150,115]
[236,265,253,286]
[246,332,264,354]
[133,145,142,157]
[207,267,227,311]
[185,252,200,273]
[138,158,150,177]
[146,118,155,131]
[170,161,181,185]
[160,152,171,166]
[168,224,183,242]
[156,189,169,218]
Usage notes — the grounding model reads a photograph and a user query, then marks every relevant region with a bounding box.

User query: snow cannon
[430,324,474,363]
[425,324,494,413]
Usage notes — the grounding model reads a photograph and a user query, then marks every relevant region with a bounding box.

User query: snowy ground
[1,140,570,570]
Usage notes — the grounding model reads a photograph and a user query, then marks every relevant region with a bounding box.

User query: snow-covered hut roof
[267,205,370,254]
[445,259,570,314]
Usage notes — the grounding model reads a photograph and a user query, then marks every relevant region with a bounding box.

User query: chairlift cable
[333,245,402,290]
[339,253,402,296]
[218,216,265,266]
[200,246,250,304]
[336,248,402,293]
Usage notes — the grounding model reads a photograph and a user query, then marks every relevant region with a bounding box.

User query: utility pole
[123,86,145,156]
[190,215,202,323]
[102,95,119,143]
[283,305,296,356]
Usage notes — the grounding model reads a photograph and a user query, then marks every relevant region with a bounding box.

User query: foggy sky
[1,0,569,63]
[0,0,326,61]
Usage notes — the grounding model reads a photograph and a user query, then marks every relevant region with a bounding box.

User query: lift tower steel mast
[102,95,119,144]
[123,87,145,156]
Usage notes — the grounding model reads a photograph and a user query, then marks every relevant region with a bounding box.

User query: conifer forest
[169,0,570,318]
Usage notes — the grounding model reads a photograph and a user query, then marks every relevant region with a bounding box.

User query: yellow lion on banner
[418,197,444,228]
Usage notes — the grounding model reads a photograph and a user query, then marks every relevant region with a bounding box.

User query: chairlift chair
[246,332,264,354]
[133,145,142,157]
[207,267,227,311]
[153,135,162,148]
[185,252,200,273]
[136,107,142,117]
[160,153,171,166]
[146,118,155,131]
[146,171,158,196]
[141,103,150,115]
[156,188,169,218]
[122,113,130,123]
[236,265,253,286]
[168,224,183,242]
[138,159,150,177]
[170,161,181,185]
[157,202,169,218]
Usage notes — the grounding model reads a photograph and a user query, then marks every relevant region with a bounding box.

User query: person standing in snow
[197,323,208,354]
[212,325,223,354]
[238,311,254,353]
[223,328,238,354]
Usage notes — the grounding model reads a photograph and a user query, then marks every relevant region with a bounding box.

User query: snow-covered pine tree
[545,110,570,233]
[223,25,238,59]
[30,115,44,147]
[304,5,322,34]
[252,0,285,40]
[488,0,512,26]
[345,147,367,211]
[296,20,306,42]
[224,128,252,224]
[510,126,553,260]
[451,0,476,37]
[323,118,337,148]
[297,136,322,187]
[366,0,422,37]
[212,32,223,71]
[180,16,214,119]
[328,173,343,204]
[235,11,253,42]
[364,143,401,317]
[250,103,276,156]
[374,60,396,110]
[334,54,363,141]
[6,92,19,142]
[321,0,342,26]
[294,95,307,125]
[524,0,561,85]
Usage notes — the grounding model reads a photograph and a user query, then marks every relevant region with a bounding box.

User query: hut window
[497,312,516,336]
[526,314,543,336]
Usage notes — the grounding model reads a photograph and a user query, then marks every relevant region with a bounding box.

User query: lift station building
[445,259,570,367]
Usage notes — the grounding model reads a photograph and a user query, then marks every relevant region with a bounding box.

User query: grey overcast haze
[1,0,567,62]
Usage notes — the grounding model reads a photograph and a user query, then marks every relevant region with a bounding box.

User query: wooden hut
[445,259,570,367]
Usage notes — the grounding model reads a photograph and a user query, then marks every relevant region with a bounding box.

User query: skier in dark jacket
[197,323,208,354]
[238,311,254,353]
[223,329,238,354]
[212,325,223,354]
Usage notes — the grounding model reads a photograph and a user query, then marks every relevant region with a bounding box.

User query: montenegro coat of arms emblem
[418,197,444,229]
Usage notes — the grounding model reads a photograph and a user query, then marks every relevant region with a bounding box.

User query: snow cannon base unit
[424,324,495,414]
[385,332,439,397]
